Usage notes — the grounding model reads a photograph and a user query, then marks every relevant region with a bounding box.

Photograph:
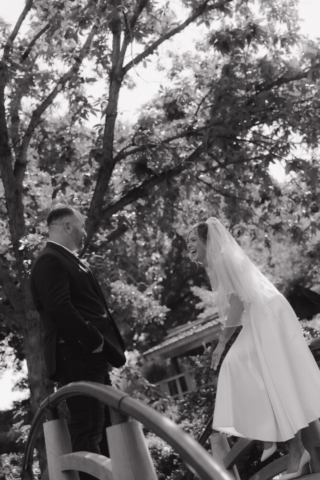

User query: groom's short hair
[47,204,77,226]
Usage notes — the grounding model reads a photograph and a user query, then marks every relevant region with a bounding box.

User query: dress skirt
[213,294,320,442]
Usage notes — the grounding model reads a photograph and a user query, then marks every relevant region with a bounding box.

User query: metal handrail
[22,381,234,480]
[156,371,188,383]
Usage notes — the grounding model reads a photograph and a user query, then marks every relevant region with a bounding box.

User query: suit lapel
[84,267,109,309]
[78,260,119,332]
[45,242,111,312]
[45,242,124,350]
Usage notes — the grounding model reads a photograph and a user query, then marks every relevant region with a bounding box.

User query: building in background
[143,313,221,398]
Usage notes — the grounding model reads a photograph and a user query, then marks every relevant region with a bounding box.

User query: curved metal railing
[22,382,235,480]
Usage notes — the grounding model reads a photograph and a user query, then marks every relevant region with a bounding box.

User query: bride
[187,217,320,479]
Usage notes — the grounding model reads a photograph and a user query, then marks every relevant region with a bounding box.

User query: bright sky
[0,0,319,409]
[0,367,28,410]
[299,0,320,37]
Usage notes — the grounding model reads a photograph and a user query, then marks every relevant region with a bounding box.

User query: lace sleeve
[224,294,245,328]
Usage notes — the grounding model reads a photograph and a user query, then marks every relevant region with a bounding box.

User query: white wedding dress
[213,293,320,442]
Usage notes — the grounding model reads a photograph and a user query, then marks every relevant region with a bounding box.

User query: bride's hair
[195,217,279,327]
[188,222,208,244]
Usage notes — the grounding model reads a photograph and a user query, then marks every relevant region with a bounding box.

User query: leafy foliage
[147,433,185,480]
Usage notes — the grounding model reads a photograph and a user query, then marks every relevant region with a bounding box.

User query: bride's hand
[211,343,225,370]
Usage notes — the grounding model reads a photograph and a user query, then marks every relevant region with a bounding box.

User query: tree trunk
[22,278,53,473]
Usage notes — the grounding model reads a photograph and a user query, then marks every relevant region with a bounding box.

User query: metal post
[210,433,241,480]
[107,409,157,480]
[43,419,79,480]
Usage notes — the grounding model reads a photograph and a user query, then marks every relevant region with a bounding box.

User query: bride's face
[187,230,206,263]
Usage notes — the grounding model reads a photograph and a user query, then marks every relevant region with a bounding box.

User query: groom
[30,204,125,480]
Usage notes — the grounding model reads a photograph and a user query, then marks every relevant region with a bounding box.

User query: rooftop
[143,314,221,360]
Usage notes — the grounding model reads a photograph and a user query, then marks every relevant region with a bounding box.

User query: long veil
[205,217,279,327]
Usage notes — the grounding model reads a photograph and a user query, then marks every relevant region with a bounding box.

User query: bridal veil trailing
[205,217,278,328]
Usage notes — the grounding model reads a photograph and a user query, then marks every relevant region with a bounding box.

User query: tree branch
[82,224,129,255]
[101,146,203,221]
[14,19,100,184]
[85,1,129,246]
[114,126,207,162]
[122,1,227,75]
[9,84,24,160]
[129,0,149,31]
[110,0,122,74]
[254,69,311,94]
[2,0,34,62]
[119,0,149,63]
[196,175,250,202]
[0,71,25,258]
[20,23,50,63]
[105,224,129,243]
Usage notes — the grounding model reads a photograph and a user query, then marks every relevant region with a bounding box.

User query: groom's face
[69,213,86,250]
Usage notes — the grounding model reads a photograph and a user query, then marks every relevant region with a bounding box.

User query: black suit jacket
[30,242,125,379]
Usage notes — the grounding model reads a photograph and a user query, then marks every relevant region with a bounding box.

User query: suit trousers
[55,343,112,480]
